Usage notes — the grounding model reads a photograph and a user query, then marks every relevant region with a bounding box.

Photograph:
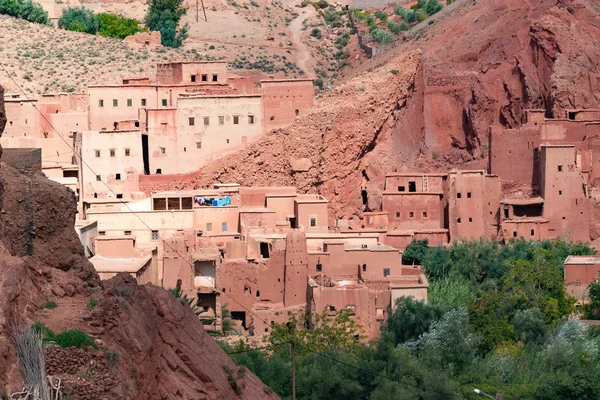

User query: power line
[0,62,275,330]
[293,342,467,399]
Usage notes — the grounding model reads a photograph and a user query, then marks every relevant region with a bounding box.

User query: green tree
[512,308,546,345]
[370,28,393,44]
[424,0,442,14]
[385,296,443,346]
[402,239,429,265]
[0,0,19,16]
[145,0,188,47]
[98,12,146,39]
[58,7,98,34]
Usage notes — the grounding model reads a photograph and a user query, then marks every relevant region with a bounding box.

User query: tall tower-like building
[283,230,308,307]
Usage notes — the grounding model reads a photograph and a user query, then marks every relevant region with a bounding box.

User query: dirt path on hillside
[288,5,315,77]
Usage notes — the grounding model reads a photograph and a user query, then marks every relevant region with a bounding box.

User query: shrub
[404,9,418,23]
[419,10,428,21]
[373,10,387,21]
[314,0,328,9]
[393,6,405,16]
[31,323,55,339]
[310,28,321,39]
[425,0,442,14]
[48,329,97,349]
[44,300,57,309]
[98,12,146,39]
[0,0,49,24]
[387,20,408,34]
[86,297,98,311]
[58,7,98,34]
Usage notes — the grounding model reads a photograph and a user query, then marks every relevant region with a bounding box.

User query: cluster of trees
[222,239,600,399]
[394,0,442,24]
[58,7,145,39]
[144,0,188,48]
[0,0,48,25]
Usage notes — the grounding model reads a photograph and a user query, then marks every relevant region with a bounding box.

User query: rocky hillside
[174,0,600,223]
[0,86,277,399]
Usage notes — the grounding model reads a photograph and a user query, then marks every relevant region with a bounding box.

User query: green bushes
[44,300,57,309]
[386,20,408,34]
[59,8,144,39]
[0,0,49,25]
[31,323,97,349]
[98,13,146,39]
[58,7,98,34]
[310,28,322,39]
[145,0,188,48]
[370,28,393,44]
[86,297,98,311]
[373,10,387,21]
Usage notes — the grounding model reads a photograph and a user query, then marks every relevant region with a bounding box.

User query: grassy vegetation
[44,300,57,309]
[0,0,49,25]
[86,297,98,311]
[31,322,97,349]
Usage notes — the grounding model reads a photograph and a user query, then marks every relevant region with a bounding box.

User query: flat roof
[564,255,600,265]
[382,191,444,196]
[540,144,576,148]
[501,197,544,205]
[239,207,275,213]
[295,194,327,204]
[91,254,151,273]
[345,244,398,252]
[151,190,220,197]
[385,172,447,177]
[305,232,380,239]
[503,217,548,223]
[386,228,448,235]
[260,78,314,83]
[178,94,262,100]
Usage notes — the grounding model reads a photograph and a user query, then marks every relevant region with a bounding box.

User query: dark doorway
[141,134,149,175]
[289,217,296,228]
[408,181,416,192]
[361,190,368,207]
[231,311,247,329]
[260,242,270,259]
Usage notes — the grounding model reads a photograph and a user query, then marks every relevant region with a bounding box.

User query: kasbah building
[5,63,600,339]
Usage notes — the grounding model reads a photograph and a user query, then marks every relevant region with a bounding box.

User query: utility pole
[200,0,208,22]
[290,340,296,400]
[196,0,198,22]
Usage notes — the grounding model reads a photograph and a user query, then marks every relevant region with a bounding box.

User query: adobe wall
[261,80,314,131]
[588,135,600,183]
[94,237,135,258]
[363,212,388,230]
[382,193,443,231]
[3,100,41,138]
[383,174,445,192]
[448,172,500,241]
[138,171,197,194]
[266,195,296,222]
[295,201,329,232]
[489,125,539,186]
[305,234,379,251]
[239,211,277,236]
[565,262,600,301]
[0,137,72,167]
[540,145,590,242]
[193,207,240,233]
[79,130,144,201]
[413,230,448,246]
[383,232,414,250]
[240,186,296,207]
[88,85,159,130]
[283,231,309,307]
[501,220,549,241]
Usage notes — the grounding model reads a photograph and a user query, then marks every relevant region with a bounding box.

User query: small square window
[316,263,322,272]
[531,229,535,236]
[206,222,212,231]
[362,264,366,272]
[233,115,240,124]
[196,142,202,149]
[162,99,167,106]
[110,148,115,157]
[248,115,255,124]
[467,192,472,198]
[457,218,461,223]
[160,147,166,154]
[222,222,228,232]
[124,230,131,235]
[457,193,462,199]
[513,231,517,237]
[398,186,405,192]
[116,173,121,180]
[116,194,123,199]
[212,74,218,82]
[469,217,472,222]
[113,99,118,107]
[96,175,101,181]
[395,212,400,218]
[202,74,208,82]
[409,212,414,218]
[127,99,132,107]
[156,169,162,174]
[383,268,390,277]
[559,190,562,196]
[310,217,317,227]
[203,116,210,126]
[152,230,159,240]
[95,150,101,157]
[125,148,130,156]
[423,211,428,218]
[191,75,196,82]
[558,165,563,172]
[189,117,195,126]
[219,116,225,125]
[99,99,104,107]
[226,139,230,144]
[141,98,147,106]
[99,231,106,236]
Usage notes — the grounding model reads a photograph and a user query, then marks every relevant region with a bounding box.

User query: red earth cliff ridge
[0,84,278,399]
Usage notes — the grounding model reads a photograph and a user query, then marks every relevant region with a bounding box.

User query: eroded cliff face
[0,86,278,399]
[183,0,600,222]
